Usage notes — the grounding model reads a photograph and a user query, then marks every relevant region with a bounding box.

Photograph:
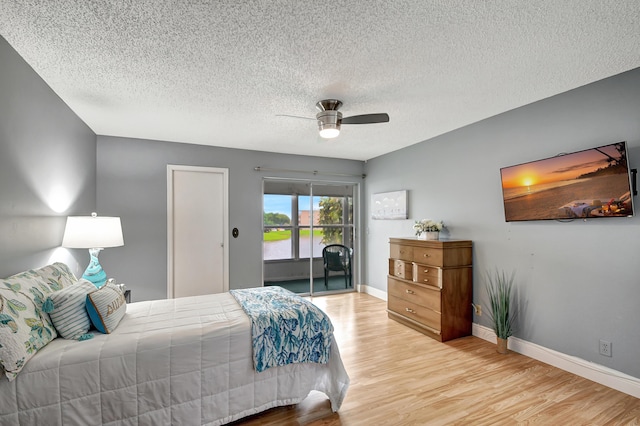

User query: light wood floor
[232,292,640,425]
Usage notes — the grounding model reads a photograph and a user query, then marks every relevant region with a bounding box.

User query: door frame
[261,177,360,295]
[167,165,229,298]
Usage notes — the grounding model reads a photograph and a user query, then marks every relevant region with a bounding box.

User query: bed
[0,265,350,425]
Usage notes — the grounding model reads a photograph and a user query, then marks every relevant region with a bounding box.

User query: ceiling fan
[279,99,390,139]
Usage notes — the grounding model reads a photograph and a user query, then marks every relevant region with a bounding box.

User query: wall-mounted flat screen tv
[500,141,635,222]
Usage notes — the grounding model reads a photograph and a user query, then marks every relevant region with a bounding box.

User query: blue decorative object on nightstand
[82,248,108,287]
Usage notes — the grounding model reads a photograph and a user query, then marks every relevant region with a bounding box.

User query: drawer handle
[423,269,429,273]
[423,254,430,257]
[405,308,416,314]
[423,279,429,283]
[405,289,414,294]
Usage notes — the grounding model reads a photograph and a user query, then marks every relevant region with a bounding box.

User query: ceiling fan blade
[275,114,315,120]
[341,113,389,124]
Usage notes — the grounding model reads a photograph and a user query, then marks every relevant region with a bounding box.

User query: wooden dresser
[387,238,473,342]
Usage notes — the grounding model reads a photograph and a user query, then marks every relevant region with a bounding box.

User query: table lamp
[62,212,124,288]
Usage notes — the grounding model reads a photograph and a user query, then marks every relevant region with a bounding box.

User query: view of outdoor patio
[262,180,356,294]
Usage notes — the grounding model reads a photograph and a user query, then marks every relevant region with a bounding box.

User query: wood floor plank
[231,292,640,425]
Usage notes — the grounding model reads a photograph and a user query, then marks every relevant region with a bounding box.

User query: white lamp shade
[62,215,124,249]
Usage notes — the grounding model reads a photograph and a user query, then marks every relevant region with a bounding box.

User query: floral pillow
[32,262,78,290]
[0,271,58,381]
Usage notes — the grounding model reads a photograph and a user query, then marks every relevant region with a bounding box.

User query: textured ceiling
[1,1,639,161]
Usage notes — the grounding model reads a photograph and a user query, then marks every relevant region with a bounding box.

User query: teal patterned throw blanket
[230,286,333,372]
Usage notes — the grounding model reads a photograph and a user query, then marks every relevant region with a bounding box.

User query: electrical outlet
[472,304,481,316]
[599,339,612,357]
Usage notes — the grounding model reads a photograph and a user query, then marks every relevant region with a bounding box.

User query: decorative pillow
[32,262,78,290]
[0,271,58,381]
[43,279,97,340]
[21,263,78,333]
[86,283,126,334]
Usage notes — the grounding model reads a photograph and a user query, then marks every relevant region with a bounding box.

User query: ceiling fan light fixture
[279,99,388,139]
[316,109,342,139]
[319,126,340,139]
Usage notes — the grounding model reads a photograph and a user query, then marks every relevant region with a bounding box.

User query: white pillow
[43,279,97,340]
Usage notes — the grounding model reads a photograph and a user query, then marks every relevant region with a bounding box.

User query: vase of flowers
[413,219,444,240]
[425,231,440,240]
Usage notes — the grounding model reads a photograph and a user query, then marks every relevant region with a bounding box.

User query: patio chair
[322,244,353,289]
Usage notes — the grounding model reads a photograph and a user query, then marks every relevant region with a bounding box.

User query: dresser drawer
[388,277,441,312]
[412,263,441,287]
[389,259,413,280]
[388,237,473,342]
[388,296,441,332]
[412,247,444,266]
[390,244,413,261]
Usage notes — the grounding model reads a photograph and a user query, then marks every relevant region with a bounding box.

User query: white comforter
[0,293,350,425]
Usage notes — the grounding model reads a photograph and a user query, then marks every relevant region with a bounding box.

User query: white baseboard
[358,284,387,301]
[357,289,640,398]
[472,323,640,399]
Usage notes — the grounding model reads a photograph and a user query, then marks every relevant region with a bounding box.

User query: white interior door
[167,165,229,298]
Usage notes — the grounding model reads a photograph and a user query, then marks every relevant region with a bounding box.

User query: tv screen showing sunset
[500,142,634,222]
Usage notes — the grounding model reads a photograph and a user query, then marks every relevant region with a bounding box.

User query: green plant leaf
[25,318,42,328]
[0,313,18,333]
[484,268,517,339]
[7,299,27,315]
[47,278,63,291]
[3,281,21,292]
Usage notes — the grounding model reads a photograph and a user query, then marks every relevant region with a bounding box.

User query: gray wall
[3,27,638,382]
[364,68,640,379]
[0,36,96,277]
[96,136,364,302]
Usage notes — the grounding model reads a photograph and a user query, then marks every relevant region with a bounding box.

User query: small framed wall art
[371,190,408,220]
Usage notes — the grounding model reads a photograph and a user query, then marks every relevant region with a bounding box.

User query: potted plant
[484,269,516,354]
[413,219,445,240]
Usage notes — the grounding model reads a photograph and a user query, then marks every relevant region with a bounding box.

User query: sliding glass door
[262,179,357,295]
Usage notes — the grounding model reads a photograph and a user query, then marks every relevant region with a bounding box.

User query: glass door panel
[263,194,293,260]
[263,180,311,294]
[262,179,356,295]
[311,184,355,294]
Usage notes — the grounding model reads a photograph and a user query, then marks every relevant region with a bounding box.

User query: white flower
[413,219,445,235]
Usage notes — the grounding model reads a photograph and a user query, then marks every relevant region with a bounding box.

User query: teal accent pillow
[43,279,96,340]
[86,282,126,334]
